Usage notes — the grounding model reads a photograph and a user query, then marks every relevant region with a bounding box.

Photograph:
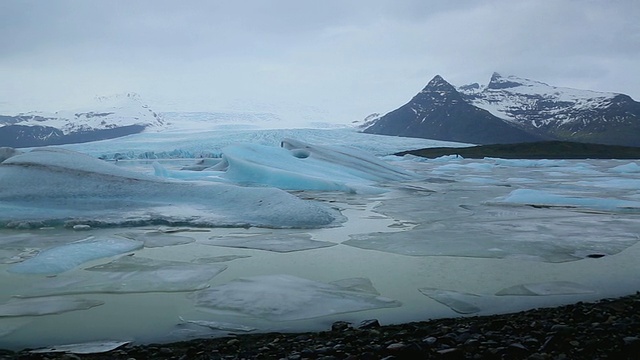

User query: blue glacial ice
[0,147,341,229]
[153,139,417,193]
[7,236,143,275]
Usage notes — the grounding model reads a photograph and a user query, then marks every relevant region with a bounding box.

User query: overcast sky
[1,0,638,122]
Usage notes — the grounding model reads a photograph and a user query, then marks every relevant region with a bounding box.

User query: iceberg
[193,274,401,321]
[498,189,640,212]
[154,139,417,193]
[0,148,341,229]
[7,236,143,275]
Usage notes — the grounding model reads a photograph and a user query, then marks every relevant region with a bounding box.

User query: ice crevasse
[0,147,342,229]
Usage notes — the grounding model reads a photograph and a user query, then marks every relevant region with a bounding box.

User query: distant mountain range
[0,93,164,148]
[361,73,640,147]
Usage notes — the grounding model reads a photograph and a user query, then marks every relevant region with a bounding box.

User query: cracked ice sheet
[420,281,596,314]
[7,237,143,275]
[0,297,104,317]
[200,232,336,253]
[14,256,226,298]
[344,211,640,262]
[193,275,400,321]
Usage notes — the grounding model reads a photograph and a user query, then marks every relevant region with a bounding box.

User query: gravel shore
[2,292,639,359]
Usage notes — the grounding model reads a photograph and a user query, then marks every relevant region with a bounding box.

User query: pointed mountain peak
[421,75,457,93]
[487,72,526,90]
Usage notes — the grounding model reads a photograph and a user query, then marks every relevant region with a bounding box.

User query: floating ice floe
[193,274,400,321]
[7,236,143,275]
[15,256,226,297]
[118,231,195,248]
[420,280,596,314]
[498,189,640,212]
[344,211,640,263]
[0,296,104,317]
[191,255,251,263]
[201,233,336,253]
[178,316,255,332]
[0,147,340,229]
[153,139,416,193]
[29,340,130,354]
[495,281,595,296]
[418,288,482,314]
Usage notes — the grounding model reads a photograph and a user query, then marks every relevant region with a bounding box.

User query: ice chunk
[193,274,400,321]
[418,288,482,314]
[29,341,130,354]
[610,162,640,173]
[498,189,640,212]
[495,281,595,296]
[0,147,341,229]
[16,256,226,297]
[118,231,195,248]
[201,233,336,253]
[0,296,104,317]
[7,237,143,275]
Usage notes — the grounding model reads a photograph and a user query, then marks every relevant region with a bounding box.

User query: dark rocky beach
[2,292,639,360]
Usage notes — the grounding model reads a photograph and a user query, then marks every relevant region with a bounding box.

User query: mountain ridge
[363,74,640,147]
[0,93,164,148]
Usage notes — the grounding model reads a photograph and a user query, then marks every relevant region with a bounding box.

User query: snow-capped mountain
[0,93,164,148]
[363,73,640,146]
[362,75,546,145]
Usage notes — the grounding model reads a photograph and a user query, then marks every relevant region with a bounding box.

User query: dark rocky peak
[487,72,524,90]
[420,75,458,93]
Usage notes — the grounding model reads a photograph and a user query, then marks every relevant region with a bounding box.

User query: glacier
[1,127,639,351]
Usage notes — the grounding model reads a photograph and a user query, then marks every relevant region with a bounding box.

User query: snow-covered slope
[460,73,620,127]
[0,93,164,148]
